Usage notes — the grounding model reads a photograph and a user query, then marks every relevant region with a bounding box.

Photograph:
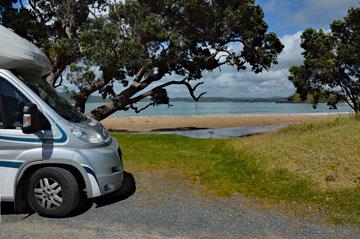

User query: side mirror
[22,103,51,134]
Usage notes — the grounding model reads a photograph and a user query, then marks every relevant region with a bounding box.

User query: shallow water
[134,123,290,139]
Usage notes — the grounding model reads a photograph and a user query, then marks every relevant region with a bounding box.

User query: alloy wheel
[34,178,63,209]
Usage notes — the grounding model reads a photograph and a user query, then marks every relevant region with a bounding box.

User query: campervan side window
[0,77,30,129]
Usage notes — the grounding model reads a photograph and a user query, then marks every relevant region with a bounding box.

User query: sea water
[85,102,352,116]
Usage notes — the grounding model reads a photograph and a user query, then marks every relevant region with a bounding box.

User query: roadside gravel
[0,171,359,239]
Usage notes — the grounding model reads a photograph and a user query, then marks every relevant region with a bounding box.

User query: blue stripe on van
[83,165,99,184]
[0,161,22,168]
[0,123,67,143]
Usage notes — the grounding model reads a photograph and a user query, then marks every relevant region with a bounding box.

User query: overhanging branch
[54,75,64,88]
[130,102,155,113]
[183,81,207,101]
[130,78,207,107]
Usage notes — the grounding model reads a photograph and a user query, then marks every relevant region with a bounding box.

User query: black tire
[112,171,136,200]
[94,171,136,207]
[27,167,80,218]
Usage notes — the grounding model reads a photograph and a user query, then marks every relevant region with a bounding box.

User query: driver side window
[0,77,30,129]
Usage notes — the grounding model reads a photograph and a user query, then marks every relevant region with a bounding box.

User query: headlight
[87,117,110,141]
[69,125,104,144]
[102,125,110,140]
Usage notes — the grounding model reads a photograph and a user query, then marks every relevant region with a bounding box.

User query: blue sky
[258,0,359,35]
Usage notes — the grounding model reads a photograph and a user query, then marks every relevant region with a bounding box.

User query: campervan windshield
[15,72,87,123]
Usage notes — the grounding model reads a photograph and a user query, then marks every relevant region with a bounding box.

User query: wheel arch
[14,161,92,213]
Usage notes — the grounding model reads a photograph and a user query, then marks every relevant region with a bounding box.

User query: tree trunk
[86,89,136,121]
[350,96,360,115]
[86,99,128,121]
[46,65,66,87]
[72,70,116,115]
[74,95,88,113]
[84,73,163,121]
[46,72,57,87]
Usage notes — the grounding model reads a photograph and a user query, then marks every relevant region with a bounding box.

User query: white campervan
[0,25,124,217]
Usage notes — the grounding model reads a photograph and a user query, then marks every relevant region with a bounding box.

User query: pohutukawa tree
[289,8,360,113]
[2,0,284,121]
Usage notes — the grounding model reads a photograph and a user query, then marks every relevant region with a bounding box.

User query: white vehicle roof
[0,25,51,77]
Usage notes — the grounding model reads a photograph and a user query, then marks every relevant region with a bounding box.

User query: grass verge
[113,116,360,224]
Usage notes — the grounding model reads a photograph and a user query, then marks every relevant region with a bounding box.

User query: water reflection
[134,123,291,139]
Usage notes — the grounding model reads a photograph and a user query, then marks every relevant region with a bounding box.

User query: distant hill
[276,93,331,104]
[170,97,288,103]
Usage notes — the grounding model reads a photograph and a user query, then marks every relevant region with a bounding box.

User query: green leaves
[289,8,360,112]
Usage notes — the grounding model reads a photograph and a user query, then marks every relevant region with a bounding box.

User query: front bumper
[78,138,124,197]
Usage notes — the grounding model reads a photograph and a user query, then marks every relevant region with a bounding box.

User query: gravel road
[0,171,359,239]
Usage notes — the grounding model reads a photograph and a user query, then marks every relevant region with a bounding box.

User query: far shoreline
[101,112,350,132]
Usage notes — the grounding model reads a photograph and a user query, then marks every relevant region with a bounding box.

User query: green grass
[113,116,360,224]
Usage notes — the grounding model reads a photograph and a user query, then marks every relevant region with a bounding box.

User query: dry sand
[101,114,339,132]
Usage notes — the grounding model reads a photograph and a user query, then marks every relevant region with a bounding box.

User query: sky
[184,0,359,99]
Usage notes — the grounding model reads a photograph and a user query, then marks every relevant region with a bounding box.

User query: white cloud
[167,31,304,98]
[276,31,303,68]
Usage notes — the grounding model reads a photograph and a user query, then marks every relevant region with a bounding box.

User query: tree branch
[130,102,155,113]
[88,9,99,19]
[83,75,111,96]
[28,0,47,24]
[132,65,148,85]
[46,64,67,87]
[192,82,204,92]
[130,78,207,105]
[54,75,64,88]
[337,78,358,110]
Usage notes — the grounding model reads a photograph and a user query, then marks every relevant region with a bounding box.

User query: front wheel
[27,167,80,218]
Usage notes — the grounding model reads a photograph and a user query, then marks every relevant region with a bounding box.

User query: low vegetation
[114,116,360,224]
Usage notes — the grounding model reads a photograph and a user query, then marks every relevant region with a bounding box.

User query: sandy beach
[101,113,341,132]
